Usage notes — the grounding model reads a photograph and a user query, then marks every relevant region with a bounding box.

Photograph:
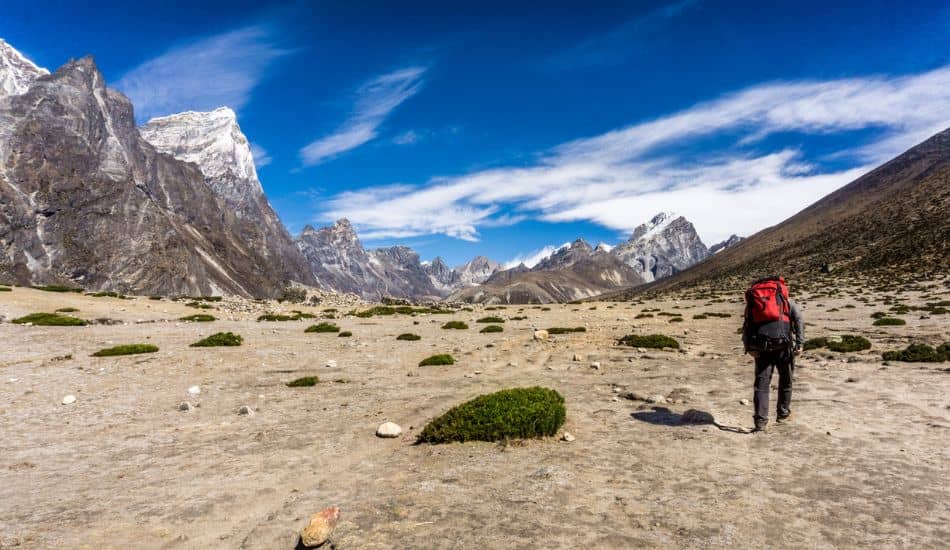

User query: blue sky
[3,0,949,266]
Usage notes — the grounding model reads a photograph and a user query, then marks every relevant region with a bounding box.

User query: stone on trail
[533,330,549,341]
[739,398,750,406]
[561,432,576,442]
[300,506,340,547]
[237,405,255,416]
[187,385,201,396]
[376,421,402,438]
[647,395,667,404]
[590,361,601,370]
[61,395,76,405]
[572,353,583,361]
[325,359,337,368]
[178,401,192,412]
[681,409,715,424]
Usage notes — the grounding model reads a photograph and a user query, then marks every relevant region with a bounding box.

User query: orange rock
[300,506,340,547]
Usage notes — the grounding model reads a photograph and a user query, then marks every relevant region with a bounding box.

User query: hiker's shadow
[630,407,748,433]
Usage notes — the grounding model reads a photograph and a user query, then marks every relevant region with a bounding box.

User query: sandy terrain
[1,286,948,549]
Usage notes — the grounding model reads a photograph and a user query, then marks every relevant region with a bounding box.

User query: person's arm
[789,298,804,350]
[742,294,755,355]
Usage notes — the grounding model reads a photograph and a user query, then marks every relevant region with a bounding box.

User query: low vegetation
[286,376,319,387]
[419,354,455,366]
[417,387,566,444]
[179,314,215,322]
[0,286,11,292]
[31,285,82,293]
[190,332,243,347]
[305,323,340,333]
[396,333,421,341]
[12,312,86,326]
[55,307,79,313]
[803,337,829,351]
[338,331,352,337]
[635,313,654,319]
[442,321,469,330]
[872,317,907,326]
[617,334,680,349]
[547,326,586,334]
[257,313,298,322]
[355,305,453,318]
[882,344,949,363]
[476,316,504,323]
[480,325,504,333]
[91,344,158,357]
[806,335,872,352]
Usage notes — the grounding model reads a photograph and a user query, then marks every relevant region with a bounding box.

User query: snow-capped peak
[631,211,679,242]
[139,107,262,196]
[595,242,614,253]
[0,38,49,98]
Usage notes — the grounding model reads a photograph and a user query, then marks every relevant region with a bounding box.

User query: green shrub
[0,286,11,292]
[510,316,528,321]
[417,387,566,444]
[257,313,298,322]
[179,314,215,322]
[286,376,319,387]
[882,344,948,362]
[12,312,86,326]
[149,296,163,300]
[338,331,352,337]
[190,332,243,347]
[92,344,158,357]
[89,291,121,298]
[31,285,82,293]
[547,326,586,334]
[635,313,654,319]
[827,335,872,353]
[873,317,906,326]
[55,307,79,313]
[305,323,340,333]
[419,354,455,366]
[668,317,684,323]
[396,333,421,341]
[476,316,504,323]
[803,337,829,351]
[870,311,887,319]
[693,314,708,320]
[706,312,732,318]
[186,302,214,309]
[442,321,469,330]
[617,334,680,349]
[480,325,504,333]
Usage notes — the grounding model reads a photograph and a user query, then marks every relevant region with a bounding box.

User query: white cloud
[116,26,288,121]
[320,65,950,246]
[300,66,426,165]
[392,129,420,145]
[504,243,569,269]
[249,143,272,168]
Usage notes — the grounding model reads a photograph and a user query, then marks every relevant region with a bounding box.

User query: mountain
[423,257,461,293]
[454,256,502,286]
[708,234,743,255]
[0,44,312,297]
[611,212,709,282]
[598,128,950,299]
[448,239,645,304]
[296,219,442,300]
[0,39,48,97]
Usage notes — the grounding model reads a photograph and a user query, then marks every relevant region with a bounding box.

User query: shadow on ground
[631,407,749,434]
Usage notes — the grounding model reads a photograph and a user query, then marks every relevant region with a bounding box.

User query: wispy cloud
[504,243,569,269]
[116,25,288,121]
[320,65,950,245]
[549,0,699,69]
[249,143,272,168]
[300,66,427,166]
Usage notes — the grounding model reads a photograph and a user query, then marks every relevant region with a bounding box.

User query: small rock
[178,401,193,412]
[647,394,666,404]
[561,432,576,442]
[847,356,861,363]
[376,421,402,438]
[325,360,337,368]
[507,361,518,367]
[739,398,750,406]
[237,405,255,416]
[62,395,76,405]
[572,353,584,361]
[533,330,549,341]
[637,347,646,353]
[187,385,201,396]
[590,361,601,370]
[300,506,340,547]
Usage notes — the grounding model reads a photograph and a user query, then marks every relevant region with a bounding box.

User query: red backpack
[744,276,792,351]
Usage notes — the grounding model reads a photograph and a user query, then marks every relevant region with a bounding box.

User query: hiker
[742,276,804,432]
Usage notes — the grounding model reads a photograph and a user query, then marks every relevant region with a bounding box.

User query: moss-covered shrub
[547,326,586,334]
[668,317,684,323]
[286,376,319,387]
[803,337,829,351]
[827,335,872,353]
[419,354,455,366]
[31,285,82,293]
[417,387,566,444]
[55,307,79,313]
[692,314,708,320]
[12,312,86,326]
[92,344,158,357]
[0,286,11,292]
[873,317,906,326]
[89,291,122,298]
[442,321,469,330]
[510,315,528,321]
[635,313,654,319]
[190,332,243,347]
[476,316,504,323]
[186,302,214,310]
[617,334,680,349]
[480,325,504,333]
[870,311,888,319]
[179,314,215,322]
[396,333,421,341]
[257,313,298,322]
[338,331,352,337]
[305,323,340,333]
[882,344,948,362]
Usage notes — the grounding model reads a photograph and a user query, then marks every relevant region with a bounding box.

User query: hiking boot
[776,411,793,424]
[751,421,768,433]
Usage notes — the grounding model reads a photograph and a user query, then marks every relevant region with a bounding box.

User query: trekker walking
[742,276,804,432]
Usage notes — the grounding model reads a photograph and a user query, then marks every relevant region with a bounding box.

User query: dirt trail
[1,288,948,548]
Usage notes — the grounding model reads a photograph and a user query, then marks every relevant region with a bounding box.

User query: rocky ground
[1,286,948,548]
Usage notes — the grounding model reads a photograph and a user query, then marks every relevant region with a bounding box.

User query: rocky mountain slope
[0,39,48,97]
[598,127,950,299]
[454,256,502,286]
[0,43,313,297]
[611,212,709,282]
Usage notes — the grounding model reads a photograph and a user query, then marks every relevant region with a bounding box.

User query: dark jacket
[743,298,804,350]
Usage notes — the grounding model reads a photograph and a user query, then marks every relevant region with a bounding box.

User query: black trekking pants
[753,348,794,424]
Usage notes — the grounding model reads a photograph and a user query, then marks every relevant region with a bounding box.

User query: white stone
[572,353,584,361]
[533,330,549,341]
[561,432,576,442]
[590,362,601,370]
[739,398,750,406]
[237,405,254,416]
[61,395,76,405]
[647,395,667,404]
[325,360,337,368]
[187,385,201,396]
[376,422,402,438]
